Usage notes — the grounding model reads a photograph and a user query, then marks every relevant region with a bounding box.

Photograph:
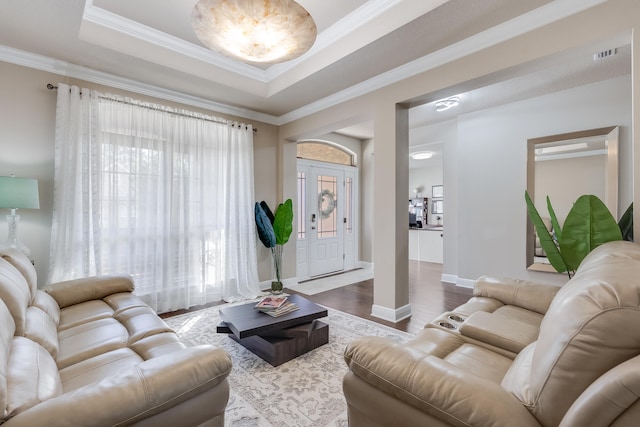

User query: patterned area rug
[164,303,413,426]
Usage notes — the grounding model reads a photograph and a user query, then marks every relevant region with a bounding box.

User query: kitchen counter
[409,228,443,263]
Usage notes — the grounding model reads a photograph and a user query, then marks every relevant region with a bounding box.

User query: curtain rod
[46,84,257,133]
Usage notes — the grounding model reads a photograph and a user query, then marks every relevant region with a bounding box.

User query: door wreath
[318,189,336,219]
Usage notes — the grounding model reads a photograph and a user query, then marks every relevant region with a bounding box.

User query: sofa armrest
[474,276,561,314]
[344,336,540,427]
[5,345,232,427]
[44,275,135,308]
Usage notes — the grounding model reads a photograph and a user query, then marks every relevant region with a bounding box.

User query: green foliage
[255,199,294,247]
[618,203,634,242]
[273,199,294,245]
[558,195,621,272]
[525,191,568,273]
[525,192,623,277]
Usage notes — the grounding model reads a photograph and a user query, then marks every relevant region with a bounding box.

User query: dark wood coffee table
[217,294,329,366]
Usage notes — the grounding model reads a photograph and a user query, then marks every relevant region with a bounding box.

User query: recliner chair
[343,241,640,426]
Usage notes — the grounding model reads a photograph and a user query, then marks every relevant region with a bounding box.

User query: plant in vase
[254,199,293,294]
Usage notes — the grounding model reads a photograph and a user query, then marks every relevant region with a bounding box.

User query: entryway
[296,158,358,281]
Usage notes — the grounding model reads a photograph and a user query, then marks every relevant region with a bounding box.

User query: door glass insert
[317,175,338,239]
[297,172,306,239]
[345,177,353,235]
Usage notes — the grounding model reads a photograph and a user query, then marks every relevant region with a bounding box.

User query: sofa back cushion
[5,336,62,419]
[502,241,640,427]
[0,258,31,335]
[0,249,37,304]
[0,300,16,420]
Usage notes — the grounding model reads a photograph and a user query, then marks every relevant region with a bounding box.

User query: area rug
[287,268,374,296]
[164,303,412,426]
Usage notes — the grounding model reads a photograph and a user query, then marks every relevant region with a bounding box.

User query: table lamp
[0,175,40,259]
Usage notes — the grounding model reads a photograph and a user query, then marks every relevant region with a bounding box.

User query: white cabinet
[408,229,443,264]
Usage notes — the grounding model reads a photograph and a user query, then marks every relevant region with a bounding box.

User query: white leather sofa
[343,240,640,426]
[0,248,232,426]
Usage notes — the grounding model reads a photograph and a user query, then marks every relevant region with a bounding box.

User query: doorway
[297,159,358,280]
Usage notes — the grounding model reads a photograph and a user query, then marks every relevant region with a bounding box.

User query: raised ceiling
[0,0,625,133]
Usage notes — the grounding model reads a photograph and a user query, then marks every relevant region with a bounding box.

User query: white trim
[457,278,476,289]
[358,261,374,270]
[441,274,475,289]
[371,303,412,323]
[440,273,457,284]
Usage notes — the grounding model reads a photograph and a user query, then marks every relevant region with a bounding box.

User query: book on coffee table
[254,296,288,311]
[261,301,299,317]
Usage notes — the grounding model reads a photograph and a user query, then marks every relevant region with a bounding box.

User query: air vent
[593,48,617,61]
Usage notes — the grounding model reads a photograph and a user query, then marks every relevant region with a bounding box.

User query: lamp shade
[0,176,40,209]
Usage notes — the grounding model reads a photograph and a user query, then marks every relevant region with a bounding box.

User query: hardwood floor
[288,261,472,335]
[162,261,473,335]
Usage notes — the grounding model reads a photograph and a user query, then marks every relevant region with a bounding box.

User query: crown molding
[0,45,279,125]
[0,0,607,127]
[279,0,608,124]
[82,2,267,81]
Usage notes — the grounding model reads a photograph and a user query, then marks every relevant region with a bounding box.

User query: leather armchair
[344,241,640,426]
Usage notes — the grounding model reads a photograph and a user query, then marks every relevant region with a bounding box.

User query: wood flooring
[288,260,472,334]
[162,261,473,335]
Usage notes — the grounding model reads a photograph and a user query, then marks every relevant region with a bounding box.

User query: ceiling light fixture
[411,152,433,160]
[192,0,317,64]
[435,96,460,112]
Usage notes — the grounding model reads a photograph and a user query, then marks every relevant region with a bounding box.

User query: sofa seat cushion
[6,336,62,418]
[451,296,504,317]
[115,306,174,344]
[130,332,187,360]
[443,343,512,383]
[24,306,59,358]
[56,318,128,369]
[58,300,114,331]
[60,348,144,393]
[459,309,541,354]
[103,292,149,315]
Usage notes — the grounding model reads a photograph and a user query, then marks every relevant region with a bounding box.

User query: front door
[308,166,344,277]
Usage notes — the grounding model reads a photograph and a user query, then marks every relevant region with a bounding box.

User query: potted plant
[254,199,293,294]
[524,192,629,278]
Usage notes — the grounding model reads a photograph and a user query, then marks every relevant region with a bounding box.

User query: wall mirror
[526,126,619,272]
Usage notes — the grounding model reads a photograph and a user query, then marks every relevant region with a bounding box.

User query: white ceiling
[0,0,628,145]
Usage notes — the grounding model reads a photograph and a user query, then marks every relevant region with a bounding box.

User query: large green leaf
[559,195,622,271]
[525,191,568,273]
[547,196,562,242]
[273,199,294,245]
[618,202,633,242]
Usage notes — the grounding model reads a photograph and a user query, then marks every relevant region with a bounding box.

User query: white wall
[454,75,632,285]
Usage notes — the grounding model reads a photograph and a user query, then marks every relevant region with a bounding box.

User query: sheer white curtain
[49,84,260,311]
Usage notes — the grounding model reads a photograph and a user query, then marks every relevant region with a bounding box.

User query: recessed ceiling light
[435,96,460,112]
[411,151,433,160]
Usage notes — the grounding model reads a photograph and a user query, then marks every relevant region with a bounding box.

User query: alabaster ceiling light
[192,0,317,64]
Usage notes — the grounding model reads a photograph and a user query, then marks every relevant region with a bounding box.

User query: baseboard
[441,274,475,289]
[357,261,374,270]
[456,278,475,289]
[441,274,457,284]
[371,303,412,323]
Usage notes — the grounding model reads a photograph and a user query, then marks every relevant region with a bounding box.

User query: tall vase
[270,245,284,294]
